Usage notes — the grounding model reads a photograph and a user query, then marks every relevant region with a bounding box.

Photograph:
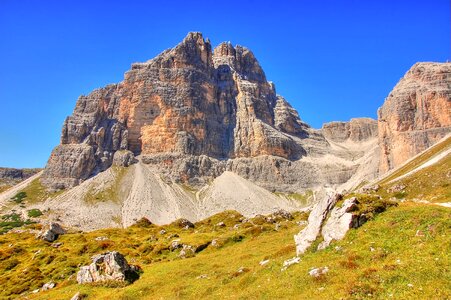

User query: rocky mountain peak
[41,32,315,189]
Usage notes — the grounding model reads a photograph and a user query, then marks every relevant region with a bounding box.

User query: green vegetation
[275,190,314,206]
[10,192,27,204]
[16,179,64,204]
[0,201,448,299]
[27,209,43,218]
[379,136,450,186]
[0,213,35,235]
[84,167,128,204]
[381,155,451,203]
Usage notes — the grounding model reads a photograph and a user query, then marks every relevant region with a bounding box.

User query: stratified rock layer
[378,62,451,173]
[322,118,378,143]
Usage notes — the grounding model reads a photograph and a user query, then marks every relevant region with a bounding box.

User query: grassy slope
[0,138,449,299]
[363,135,451,203]
[0,202,448,300]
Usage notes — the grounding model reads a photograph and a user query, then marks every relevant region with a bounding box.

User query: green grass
[379,136,451,186]
[275,190,314,206]
[27,209,43,218]
[17,178,64,205]
[83,167,128,204]
[0,213,35,235]
[0,202,448,300]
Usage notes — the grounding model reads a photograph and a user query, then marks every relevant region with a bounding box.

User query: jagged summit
[42,32,333,190]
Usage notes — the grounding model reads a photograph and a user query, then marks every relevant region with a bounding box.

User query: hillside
[0,141,449,299]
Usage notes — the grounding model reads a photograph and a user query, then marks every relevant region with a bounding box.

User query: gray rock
[112,150,136,167]
[216,222,226,227]
[179,244,195,258]
[309,266,329,277]
[294,192,341,255]
[41,281,56,291]
[318,197,359,250]
[37,222,66,242]
[76,251,139,284]
[281,256,300,271]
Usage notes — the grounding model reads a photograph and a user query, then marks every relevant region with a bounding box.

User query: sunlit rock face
[42,32,317,190]
[378,62,451,173]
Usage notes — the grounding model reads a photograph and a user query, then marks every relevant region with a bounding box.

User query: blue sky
[0,0,449,168]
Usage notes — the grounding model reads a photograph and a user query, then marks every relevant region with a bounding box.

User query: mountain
[0,134,449,299]
[0,33,449,231]
[40,32,378,194]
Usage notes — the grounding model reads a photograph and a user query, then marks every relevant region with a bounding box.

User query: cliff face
[378,62,451,173]
[42,33,313,190]
[322,118,378,143]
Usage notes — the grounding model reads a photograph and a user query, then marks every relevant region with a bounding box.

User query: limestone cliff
[322,118,378,143]
[378,62,451,173]
[41,32,324,190]
[42,32,379,192]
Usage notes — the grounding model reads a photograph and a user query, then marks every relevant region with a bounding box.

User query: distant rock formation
[378,62,451,173]
[322,118,378,143]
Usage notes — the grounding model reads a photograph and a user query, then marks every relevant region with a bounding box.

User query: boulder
[294,192,341,255]
[112,150,136,167]
[37,222,66,242]
[309,266,329,277]
[76,251,140,284]
[41,281,56,291]
[281,257,300,271]
[318,197,359,250]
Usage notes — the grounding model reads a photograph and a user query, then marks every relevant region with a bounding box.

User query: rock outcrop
[378,62,451,173]
[76,251,140,284]
[318,197,359,249]
[294,191,341,255]
[322,118,378,143]
[37,222,66,242]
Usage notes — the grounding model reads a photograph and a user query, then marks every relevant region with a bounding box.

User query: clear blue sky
[0,0,449,168]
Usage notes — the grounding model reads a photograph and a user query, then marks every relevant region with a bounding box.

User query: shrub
[27,209,43,218]
[10,192,27,204]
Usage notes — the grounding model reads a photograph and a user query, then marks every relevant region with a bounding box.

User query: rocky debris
[322,118,378,143]
[281,257,300,271]
[234,266,250,276]
[159,229,166,235]
[269,209,293,221]
[51,242,63,248]
[37,223,66,242]
[387,184,406,193]
[361,184,380,193]
[41,281,56,291]
[70,292,86,300]
[173,218,195,229]
[309,266,329,277]
[216,221,226,227]
[259,259,270,266]
[112,150,136,167]
[211,239,220,247]
[378,62,451,173]
[170,240,182,250]
[196,274,208,279]
[76,251,140,284]
[95,236,109,241]
[179,244,196,258]
[318,197,359,250]
[294,193,341,255]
